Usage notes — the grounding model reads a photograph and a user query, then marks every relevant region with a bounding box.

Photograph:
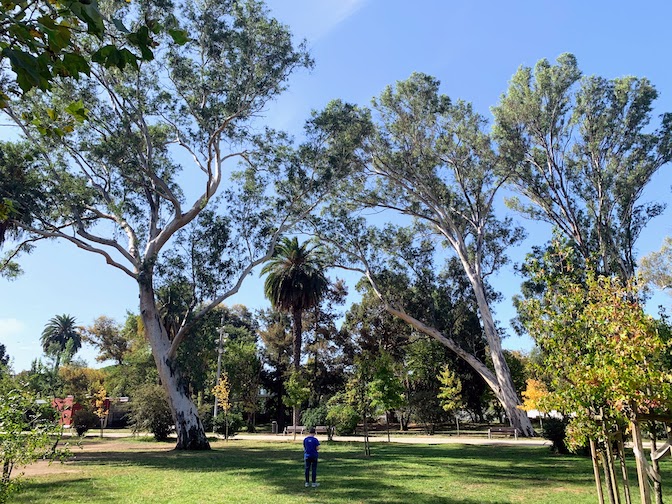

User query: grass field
[13,437,672,503]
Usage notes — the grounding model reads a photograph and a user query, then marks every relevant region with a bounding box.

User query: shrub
[326,397,359,436]
[213,411,243,438]
[128,384,174,441]
[542,417,569,454]
[301,405,328,429]
[0,384,68,504]
[72,408,99,436]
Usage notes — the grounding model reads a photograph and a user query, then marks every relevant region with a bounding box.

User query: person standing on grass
[303,427,320,487]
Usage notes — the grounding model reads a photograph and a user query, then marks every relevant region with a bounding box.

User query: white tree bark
[139,282,209,450]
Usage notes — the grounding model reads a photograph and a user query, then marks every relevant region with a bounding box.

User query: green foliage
[325,393,359,435]
[0,380,67,504]
[262,237,329,381]
[40,314,82,370]
[0,141,44,271]
[83,316,129,365]
[542,417,570,455]
[71,408,98,437]
[369,352,405,414]
[0,0,187,101]
[519,243,672,448]
[283,372,310,410]
[639,236,672,294]
[406,338,452,433]
[213,411,243,437]
[301,404,328,429]
[197,404,214,433]
[223,337,262,425]
[493,53,672,280]
[437,364,463,414]
[128,384,174,442]
[262,238,328,315]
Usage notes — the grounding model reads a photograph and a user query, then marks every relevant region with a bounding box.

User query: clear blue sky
[2,0,672,372]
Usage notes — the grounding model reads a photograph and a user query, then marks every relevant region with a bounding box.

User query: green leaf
[65,100,89,122]
[92,45,139,70]
[67,0,105,37]
[126,26,155,61]
[62,52,90,79]
[168,29,189,46]
[112,18,130,34]
[4,49,51,92]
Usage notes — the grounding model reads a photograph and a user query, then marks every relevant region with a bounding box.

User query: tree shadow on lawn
[23,441,647,504]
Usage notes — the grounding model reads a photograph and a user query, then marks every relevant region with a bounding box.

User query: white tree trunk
[468,269,535,437]
[139,283,210,450]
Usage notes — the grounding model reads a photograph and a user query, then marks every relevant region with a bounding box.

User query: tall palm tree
[262,237,329,428]
[41,314,82,370]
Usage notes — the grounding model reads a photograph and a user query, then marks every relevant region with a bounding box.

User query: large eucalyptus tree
[0,0,343,449]
[492,53,672,279]
[309,74,535,435]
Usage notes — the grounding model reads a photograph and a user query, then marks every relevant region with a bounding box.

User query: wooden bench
[282,425,333,436]
[488,427,518,440]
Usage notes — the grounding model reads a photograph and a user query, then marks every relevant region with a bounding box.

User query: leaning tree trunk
[467,265,535,437]
[139,283,210,450]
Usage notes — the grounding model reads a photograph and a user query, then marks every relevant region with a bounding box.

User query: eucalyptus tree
[493,53,672,279]
[639,236,672,294]
[309,74,534,435]
[0,0,345,450]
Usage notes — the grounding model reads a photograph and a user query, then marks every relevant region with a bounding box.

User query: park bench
[487,427,518,440]
[283,425,305,435]
[282,425,333,435]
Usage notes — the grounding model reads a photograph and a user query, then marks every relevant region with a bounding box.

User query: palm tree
[41,314,82,370]
[262,237,329,428]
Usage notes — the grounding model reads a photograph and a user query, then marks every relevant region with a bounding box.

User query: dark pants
[305,456,318,483]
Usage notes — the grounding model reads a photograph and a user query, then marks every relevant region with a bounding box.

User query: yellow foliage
[212,373,231,413]
[520,379,548,412]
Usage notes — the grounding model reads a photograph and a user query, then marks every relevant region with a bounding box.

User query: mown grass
[14,438,672,503]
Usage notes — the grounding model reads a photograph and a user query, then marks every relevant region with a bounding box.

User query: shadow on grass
[19,440,668,504]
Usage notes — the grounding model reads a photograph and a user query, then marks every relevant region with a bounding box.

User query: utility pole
[213,314,228,421]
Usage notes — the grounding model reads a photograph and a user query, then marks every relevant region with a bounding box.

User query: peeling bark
[139,282,210,450]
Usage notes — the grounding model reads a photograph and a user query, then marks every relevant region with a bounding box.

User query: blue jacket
[303,435,320,459]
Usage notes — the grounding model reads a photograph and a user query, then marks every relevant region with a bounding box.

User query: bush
[0,385,68,504]
[542,417,569,454]
[128,384,174,441]
[326,398,359,436]
[72,408,99,436]
[301,405,328,429]
[213,411,243,438]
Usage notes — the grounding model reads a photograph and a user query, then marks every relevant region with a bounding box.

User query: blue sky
[2,0,672,372]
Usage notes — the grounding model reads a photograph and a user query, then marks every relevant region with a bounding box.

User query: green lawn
[13,438,672,503]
